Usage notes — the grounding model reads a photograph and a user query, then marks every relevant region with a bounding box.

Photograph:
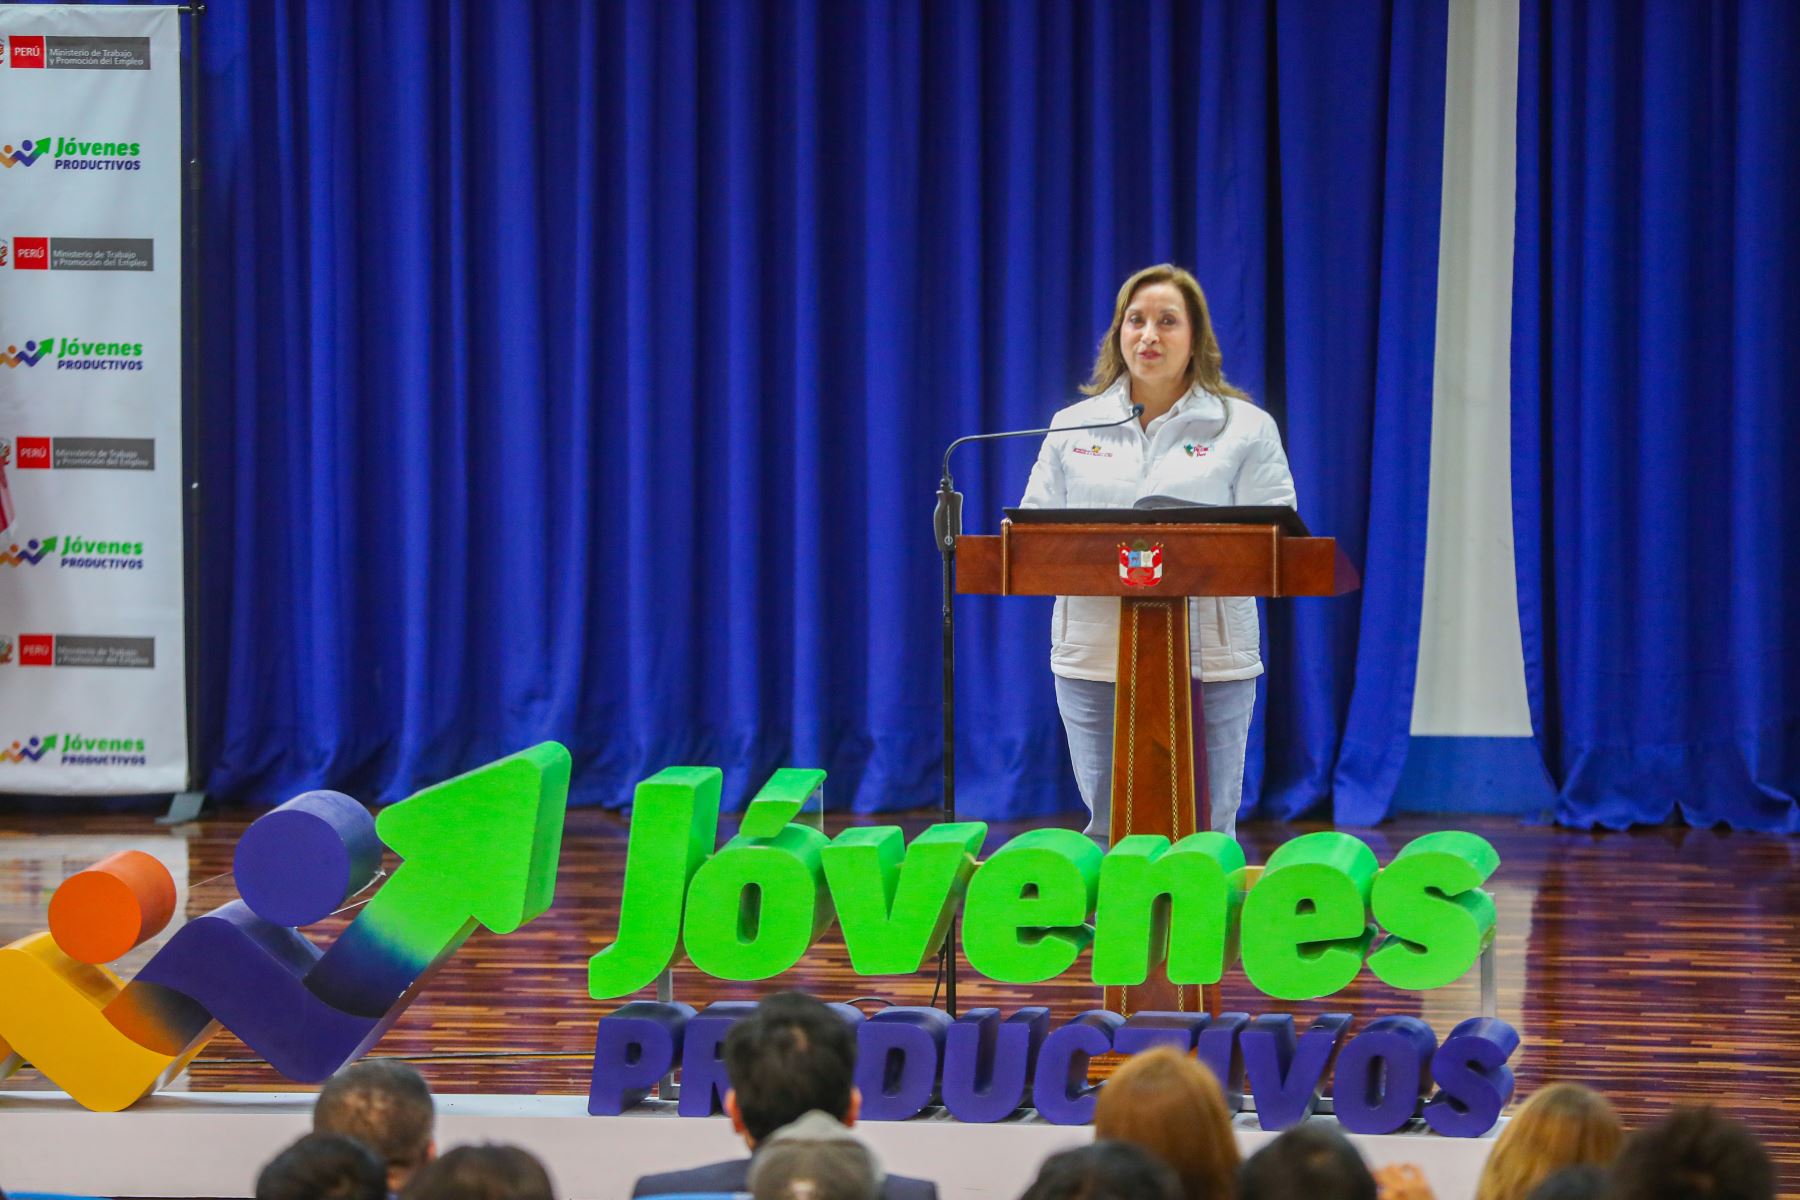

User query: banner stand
[157,2,205,825]
[0,4,197,804]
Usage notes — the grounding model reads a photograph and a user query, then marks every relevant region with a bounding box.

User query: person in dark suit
[630,993,938,1200]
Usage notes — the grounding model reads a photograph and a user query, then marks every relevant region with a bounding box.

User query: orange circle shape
[48,850,178,964]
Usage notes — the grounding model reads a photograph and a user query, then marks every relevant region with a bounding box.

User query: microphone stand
[932,404,1143,1016]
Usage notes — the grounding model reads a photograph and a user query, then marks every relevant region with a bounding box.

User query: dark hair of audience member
[750,1137,879,1200]
[1477,1082,1622,1200]
[403,1144,554,1200]
[1022,1142,1183,1200]
[1607,1107,1774,1200]
[724,991,858,1144]
[1238,1125,1375,1200]
[315,1059,437,1191]
[1094,1046,1238,1200]
[256,1132,387,1200]
[1528,1165,1609,1200]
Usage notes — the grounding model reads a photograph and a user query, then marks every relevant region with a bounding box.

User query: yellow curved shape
[0,932,216,1112]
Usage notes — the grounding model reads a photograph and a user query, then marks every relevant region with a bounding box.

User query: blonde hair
[1094,1047,1239,1200]
[1475,1083,1623,1200]
[1082,264,1251,403]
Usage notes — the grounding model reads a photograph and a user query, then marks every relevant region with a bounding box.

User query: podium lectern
[956,517,1359,1017]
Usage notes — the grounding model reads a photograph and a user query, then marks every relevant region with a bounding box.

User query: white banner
[0,5,188,793]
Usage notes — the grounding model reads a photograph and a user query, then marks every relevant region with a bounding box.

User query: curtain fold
[1250,2,1449,825]
[193,0,1447,817]
[1511,0,1800,831]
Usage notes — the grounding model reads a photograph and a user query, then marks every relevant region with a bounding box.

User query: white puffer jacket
[1017,380,1298,683]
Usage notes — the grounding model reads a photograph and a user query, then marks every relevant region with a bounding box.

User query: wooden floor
[3,809,1797,1188]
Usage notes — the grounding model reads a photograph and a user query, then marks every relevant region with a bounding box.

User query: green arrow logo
[305,742,571,1016]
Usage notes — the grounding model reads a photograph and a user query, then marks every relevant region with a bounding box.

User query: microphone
[928,398,1144,1016]
[934,403,1144,550]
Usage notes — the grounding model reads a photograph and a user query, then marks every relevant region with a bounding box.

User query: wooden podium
[956,518,1358,1017]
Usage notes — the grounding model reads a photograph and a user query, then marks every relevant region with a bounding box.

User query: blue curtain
[1244,3,1447,825]
[192,0,1447,817]
[1511,0,1800,831]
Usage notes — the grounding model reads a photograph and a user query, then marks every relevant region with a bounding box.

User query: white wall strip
[1412,0,1532,737]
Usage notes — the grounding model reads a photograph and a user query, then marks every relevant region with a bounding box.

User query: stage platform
[2,810,1796,1196]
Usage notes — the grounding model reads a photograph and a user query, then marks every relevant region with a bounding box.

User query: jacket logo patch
[1118,540,1164,588]
[1184,442,1210,457]
[1072,444,1112,457]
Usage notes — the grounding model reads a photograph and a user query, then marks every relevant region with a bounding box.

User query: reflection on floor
[2,810,1796,1180]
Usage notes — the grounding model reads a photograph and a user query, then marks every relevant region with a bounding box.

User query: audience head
[1094,1046,1238,1200]
[403,1144,554,1200]
[749,1132,879,1200]
[724,991,859,1146]
[1607,1106,1773,1200]
[1478,1083,1622,1200]
[1238,1125,1375,1200]
[315,1058,438,1193]
[1023,1142,1183,1200]
[256,1132,387,1200]
[1528,1166,1609,1200]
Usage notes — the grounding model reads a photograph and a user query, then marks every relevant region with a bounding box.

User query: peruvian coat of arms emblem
[1118,540,1164,587]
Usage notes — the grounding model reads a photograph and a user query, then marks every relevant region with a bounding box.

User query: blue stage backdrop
[190,0,1448,817]
[1511,0,1800,831]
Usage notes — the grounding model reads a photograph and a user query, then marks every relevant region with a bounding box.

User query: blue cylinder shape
[234,790,381,927]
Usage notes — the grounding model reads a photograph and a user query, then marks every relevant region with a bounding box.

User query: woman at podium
[1018,264,1296,840]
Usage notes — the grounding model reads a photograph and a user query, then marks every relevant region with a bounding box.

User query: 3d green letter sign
[588,769,1499,1003]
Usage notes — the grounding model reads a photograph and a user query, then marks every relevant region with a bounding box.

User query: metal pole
[932,473,963,1017]
[940,546,957,1016]
[657,968,680,1100]
[1480,941,1498,1019]
[160,1,208,825]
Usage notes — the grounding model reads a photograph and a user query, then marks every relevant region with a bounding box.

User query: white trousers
[1053,674,1257,842]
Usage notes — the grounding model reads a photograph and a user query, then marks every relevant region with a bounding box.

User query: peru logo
[14,437,50,467]
[4,37,47,68]
[0,742,570,1111]
[1118,540,1165,588]
[11,236,48,269]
